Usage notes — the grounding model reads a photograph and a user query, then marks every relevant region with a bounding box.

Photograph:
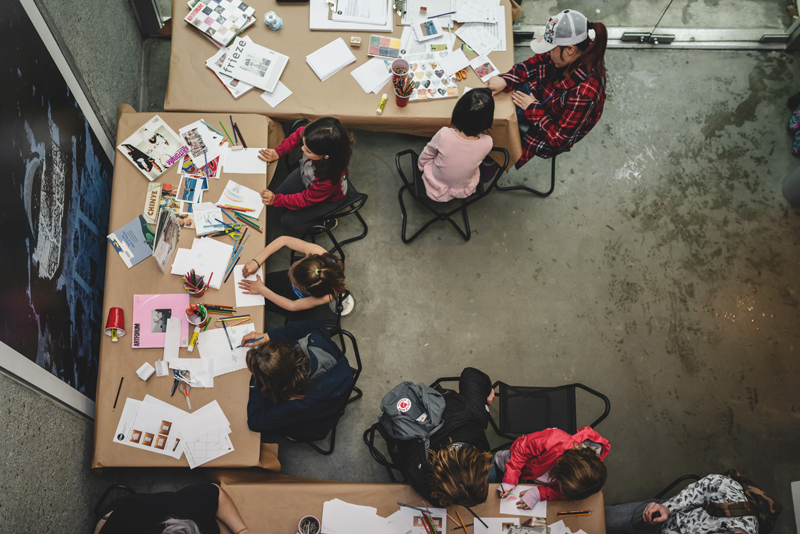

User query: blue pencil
[204,152,209,179]
[221,321,234,350]
[237,336,264,348]
[230,115,238,144]
[428,10,454,18]
[221,208,237,223]
[224,246,245,283]
[201,120,224,137]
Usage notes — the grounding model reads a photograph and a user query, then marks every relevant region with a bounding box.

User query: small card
[413,18,444,42]
[260,81,293,108]
[438,48,470,77]
[470,54,500,82]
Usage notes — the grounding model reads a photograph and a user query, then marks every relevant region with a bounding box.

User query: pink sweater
[417,127,493,202]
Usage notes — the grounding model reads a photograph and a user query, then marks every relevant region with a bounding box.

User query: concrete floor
[3,38,800,533]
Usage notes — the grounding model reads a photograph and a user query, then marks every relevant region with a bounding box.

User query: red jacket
[501,54,606,167]
[272,126,347,210]
[502,427,610,501]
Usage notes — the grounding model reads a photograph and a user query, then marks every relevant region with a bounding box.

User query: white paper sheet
[438,48,470,76]
[402,0,455,26]
[310,0,393,31]
[400,25,455,55]
[192,202,224,237]
[455,24,500,56]
[469,54,500,82]
[190,237,234,289]
[461,5,505,51]
[474,517,520,534]
[547,520,571,534]
[260,81,293,108]
[112,397,188,459]
[173,400,233,468]
[332,0,386,24]
[178,119,226,164]
[499,485,548,517]
[455,0,496,23]
[233,266,265,307]
[386,510,412,534]
[169,358,215,388]
[307,38,358,81]
[322,499,395,534]
[197,323,255,376]
[171,248,194,275]
[163,317,182,364]
[223,147,267,174]
[217,180,265,217]
[351,57,393,94]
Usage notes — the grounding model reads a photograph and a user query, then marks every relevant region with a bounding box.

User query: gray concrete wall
[35,0,144,139]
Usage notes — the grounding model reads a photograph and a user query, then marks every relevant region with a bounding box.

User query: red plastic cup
[105,307,126,342]
[394,87,410,108]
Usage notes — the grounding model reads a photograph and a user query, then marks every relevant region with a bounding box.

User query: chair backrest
[330,328,362,403]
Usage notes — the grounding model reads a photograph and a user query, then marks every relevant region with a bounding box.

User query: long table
[213,472,606,533]
[92,112,284,469]
[164,0,523,167]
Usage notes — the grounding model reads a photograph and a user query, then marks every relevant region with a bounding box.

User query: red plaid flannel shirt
[501,54,606,167]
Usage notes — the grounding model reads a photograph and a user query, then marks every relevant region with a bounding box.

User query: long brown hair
[427,441,493,507]
[574,22,607,81]
[289,252,346,298]
[549,446,607,500]
[303,117,354,183]
[246,340,309,404]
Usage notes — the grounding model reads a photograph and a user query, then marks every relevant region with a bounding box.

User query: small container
[298,515,320,534]
[104,307,126,342]
[187,284,208,298]
[185,304,209,327]
[264,11,283,30]
[394,87,410,108]
[391,58,409,82]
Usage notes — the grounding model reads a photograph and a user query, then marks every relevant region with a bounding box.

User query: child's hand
[240,332,269,347]
[517,487,541,510]
[511,90,538,111]
[497,483,511,498]
[488,76,507,95]
[260,189,275,206]
[242,260,260,278]
[258,148,279,163]
[239,274,265,295]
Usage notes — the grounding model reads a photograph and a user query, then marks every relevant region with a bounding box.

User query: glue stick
[376,93,388,115]
[111,328,118,343]
[187,325,200,352]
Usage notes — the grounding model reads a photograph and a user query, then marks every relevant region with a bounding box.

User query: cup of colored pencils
[394,73,414,108]
[185,303,209,327]
[183,269,209,298]
[391,58,409,83]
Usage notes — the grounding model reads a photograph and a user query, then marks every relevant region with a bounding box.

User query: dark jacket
[395,367,493,505]
[246,320,354,439]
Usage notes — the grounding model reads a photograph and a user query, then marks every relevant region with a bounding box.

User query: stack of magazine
[185,0,256,48]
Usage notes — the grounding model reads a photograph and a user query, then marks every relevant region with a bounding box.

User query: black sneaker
[309,218,338,235]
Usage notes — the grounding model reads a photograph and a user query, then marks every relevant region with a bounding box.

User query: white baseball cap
[531,9,589,54]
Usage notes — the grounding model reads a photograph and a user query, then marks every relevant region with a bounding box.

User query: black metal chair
[94,484,136,522]
[282,119,368,248]
[496,148,570,197]
[654,474,701,499]
[288,224,350,331]
[284,328,363,455]
[396,147,510,243]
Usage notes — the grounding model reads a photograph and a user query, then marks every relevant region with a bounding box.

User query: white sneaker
[331,294,355,316]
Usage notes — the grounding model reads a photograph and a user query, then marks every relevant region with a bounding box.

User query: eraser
[136,362,155,381]
[155,360,169,377]
[420,6,427,12]
[350,36,361,47]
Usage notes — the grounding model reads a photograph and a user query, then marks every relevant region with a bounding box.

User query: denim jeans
[605,500,665,534]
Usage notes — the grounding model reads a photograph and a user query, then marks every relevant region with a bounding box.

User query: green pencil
[219,121,235,145]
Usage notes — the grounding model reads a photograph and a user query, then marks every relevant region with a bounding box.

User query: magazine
[132,294,191,348]
[117,115,189,181]
[107,215,154,269]
[206,47,255,99]
[184,0,256,48]
[143,182,163,225]
[219,36,289,93]
[152,209,182,273]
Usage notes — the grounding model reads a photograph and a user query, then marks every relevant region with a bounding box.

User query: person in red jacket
[491,427,610,510]
[258,117,353,234]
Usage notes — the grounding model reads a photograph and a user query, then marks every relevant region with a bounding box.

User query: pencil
[206,272,214,289]
[234,213,262,232]
[227,318,249,328]
[224,246,245,283]
[456,510,469,533]
[219,121,235,145]
[557,510,592,517]
[465,507,487,529]
[221,208,238,223]
[217,204,255,212]
[237,335,264,348]
[234,123,247,148]
[230,115,238,144]
[113,377,124,410]
[201,120,224,137]
[201,303,234,308]
[397,502,427,513]
[221,321,234,350]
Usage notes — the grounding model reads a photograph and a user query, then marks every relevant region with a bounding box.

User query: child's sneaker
[331,293,355,316]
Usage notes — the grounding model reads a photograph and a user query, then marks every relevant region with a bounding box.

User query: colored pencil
[428,10,454,18]
[221,208,238,224]
[224,247,245,283]
[234,123,247,148]
[456,510,469,534]
[234,213,262,232]
[201,120,224,137]
[204,152,209,179]
[217,204,255,212]
[237,335,264,348]
[206,272,214,289]
[219,121,235,144]
[227,318,249,328]
[557,510,593,517]
[219,314,251,321]
[234,211,259,223]
[452,524,473,532]
[465,507,487,529]
[202,302,233,308]
[397,503,427,513]
[113,377,124,410]
[422,502,439,534]
[230,115,238,144]
[221,321,234,350]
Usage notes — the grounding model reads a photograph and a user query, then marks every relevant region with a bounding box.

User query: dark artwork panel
[0,0,114,401]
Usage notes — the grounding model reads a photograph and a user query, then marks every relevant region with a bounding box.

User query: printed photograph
[151,309,172,333]
[475,61,496,79]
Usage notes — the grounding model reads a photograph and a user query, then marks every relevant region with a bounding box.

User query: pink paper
[132,294,191,348]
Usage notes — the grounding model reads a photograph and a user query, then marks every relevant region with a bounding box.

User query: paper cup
[391,59,409,82]
[298,516,320,534]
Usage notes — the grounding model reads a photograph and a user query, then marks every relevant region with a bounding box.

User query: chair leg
[336,209,369,248]
[496,155,557,197]
[348,386,363,404]
[304,427,336,456]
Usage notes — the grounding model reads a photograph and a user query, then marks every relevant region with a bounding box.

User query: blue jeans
[605,500,664,534]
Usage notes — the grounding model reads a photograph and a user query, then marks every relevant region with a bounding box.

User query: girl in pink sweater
[258,117,353,234]
[418,88,495,202]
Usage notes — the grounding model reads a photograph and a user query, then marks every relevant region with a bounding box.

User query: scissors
[455,68,468,81]
[171,369,190,397]
[186,304,204,316]
[178,381,191,410]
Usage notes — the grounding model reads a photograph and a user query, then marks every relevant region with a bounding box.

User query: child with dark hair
[492,427,610,509]
[417,88,495,202]
[258,117,354,234]
[239,236,352,322]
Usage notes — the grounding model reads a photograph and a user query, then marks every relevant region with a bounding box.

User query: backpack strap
[702,501,757,518]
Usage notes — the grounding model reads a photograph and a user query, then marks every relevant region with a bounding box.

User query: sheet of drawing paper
[174,400,231,440]
[386,510,412,534]
[499,485,547,517]
[350,57,393,94]
[197,323,254,376]
[217,180,265,217]
[321,499,394,534]
[438,48,470,76]
[190,237,233,290]
[192,203,224,236]
[547,520,571,534]
[260,80,293,108]
[473,518,520,534]
[112,397,188,459]
[233,266,265,307]
[223,147,267,174]
[178,120,226,163]
[170,248,195,275]
[455,24,500,56]
[169,358,215,387]
[182,425,234,469]
[163,317,182,364]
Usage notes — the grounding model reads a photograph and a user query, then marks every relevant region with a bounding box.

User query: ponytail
[576,21,607,81]
[288,253,346,298]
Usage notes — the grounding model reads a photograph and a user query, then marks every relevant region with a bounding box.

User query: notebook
[306,38,357,81]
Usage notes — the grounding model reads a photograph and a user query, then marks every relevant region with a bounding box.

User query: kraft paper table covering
[165,0,522,168]
[213,473,606,534]
[92,112,284,468]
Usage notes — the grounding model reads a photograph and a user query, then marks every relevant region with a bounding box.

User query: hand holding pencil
[240,332,269,347]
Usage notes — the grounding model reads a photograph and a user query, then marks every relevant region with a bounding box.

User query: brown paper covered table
[212,472,606,533]
[92,112,284,469]
[164,0,523,167]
